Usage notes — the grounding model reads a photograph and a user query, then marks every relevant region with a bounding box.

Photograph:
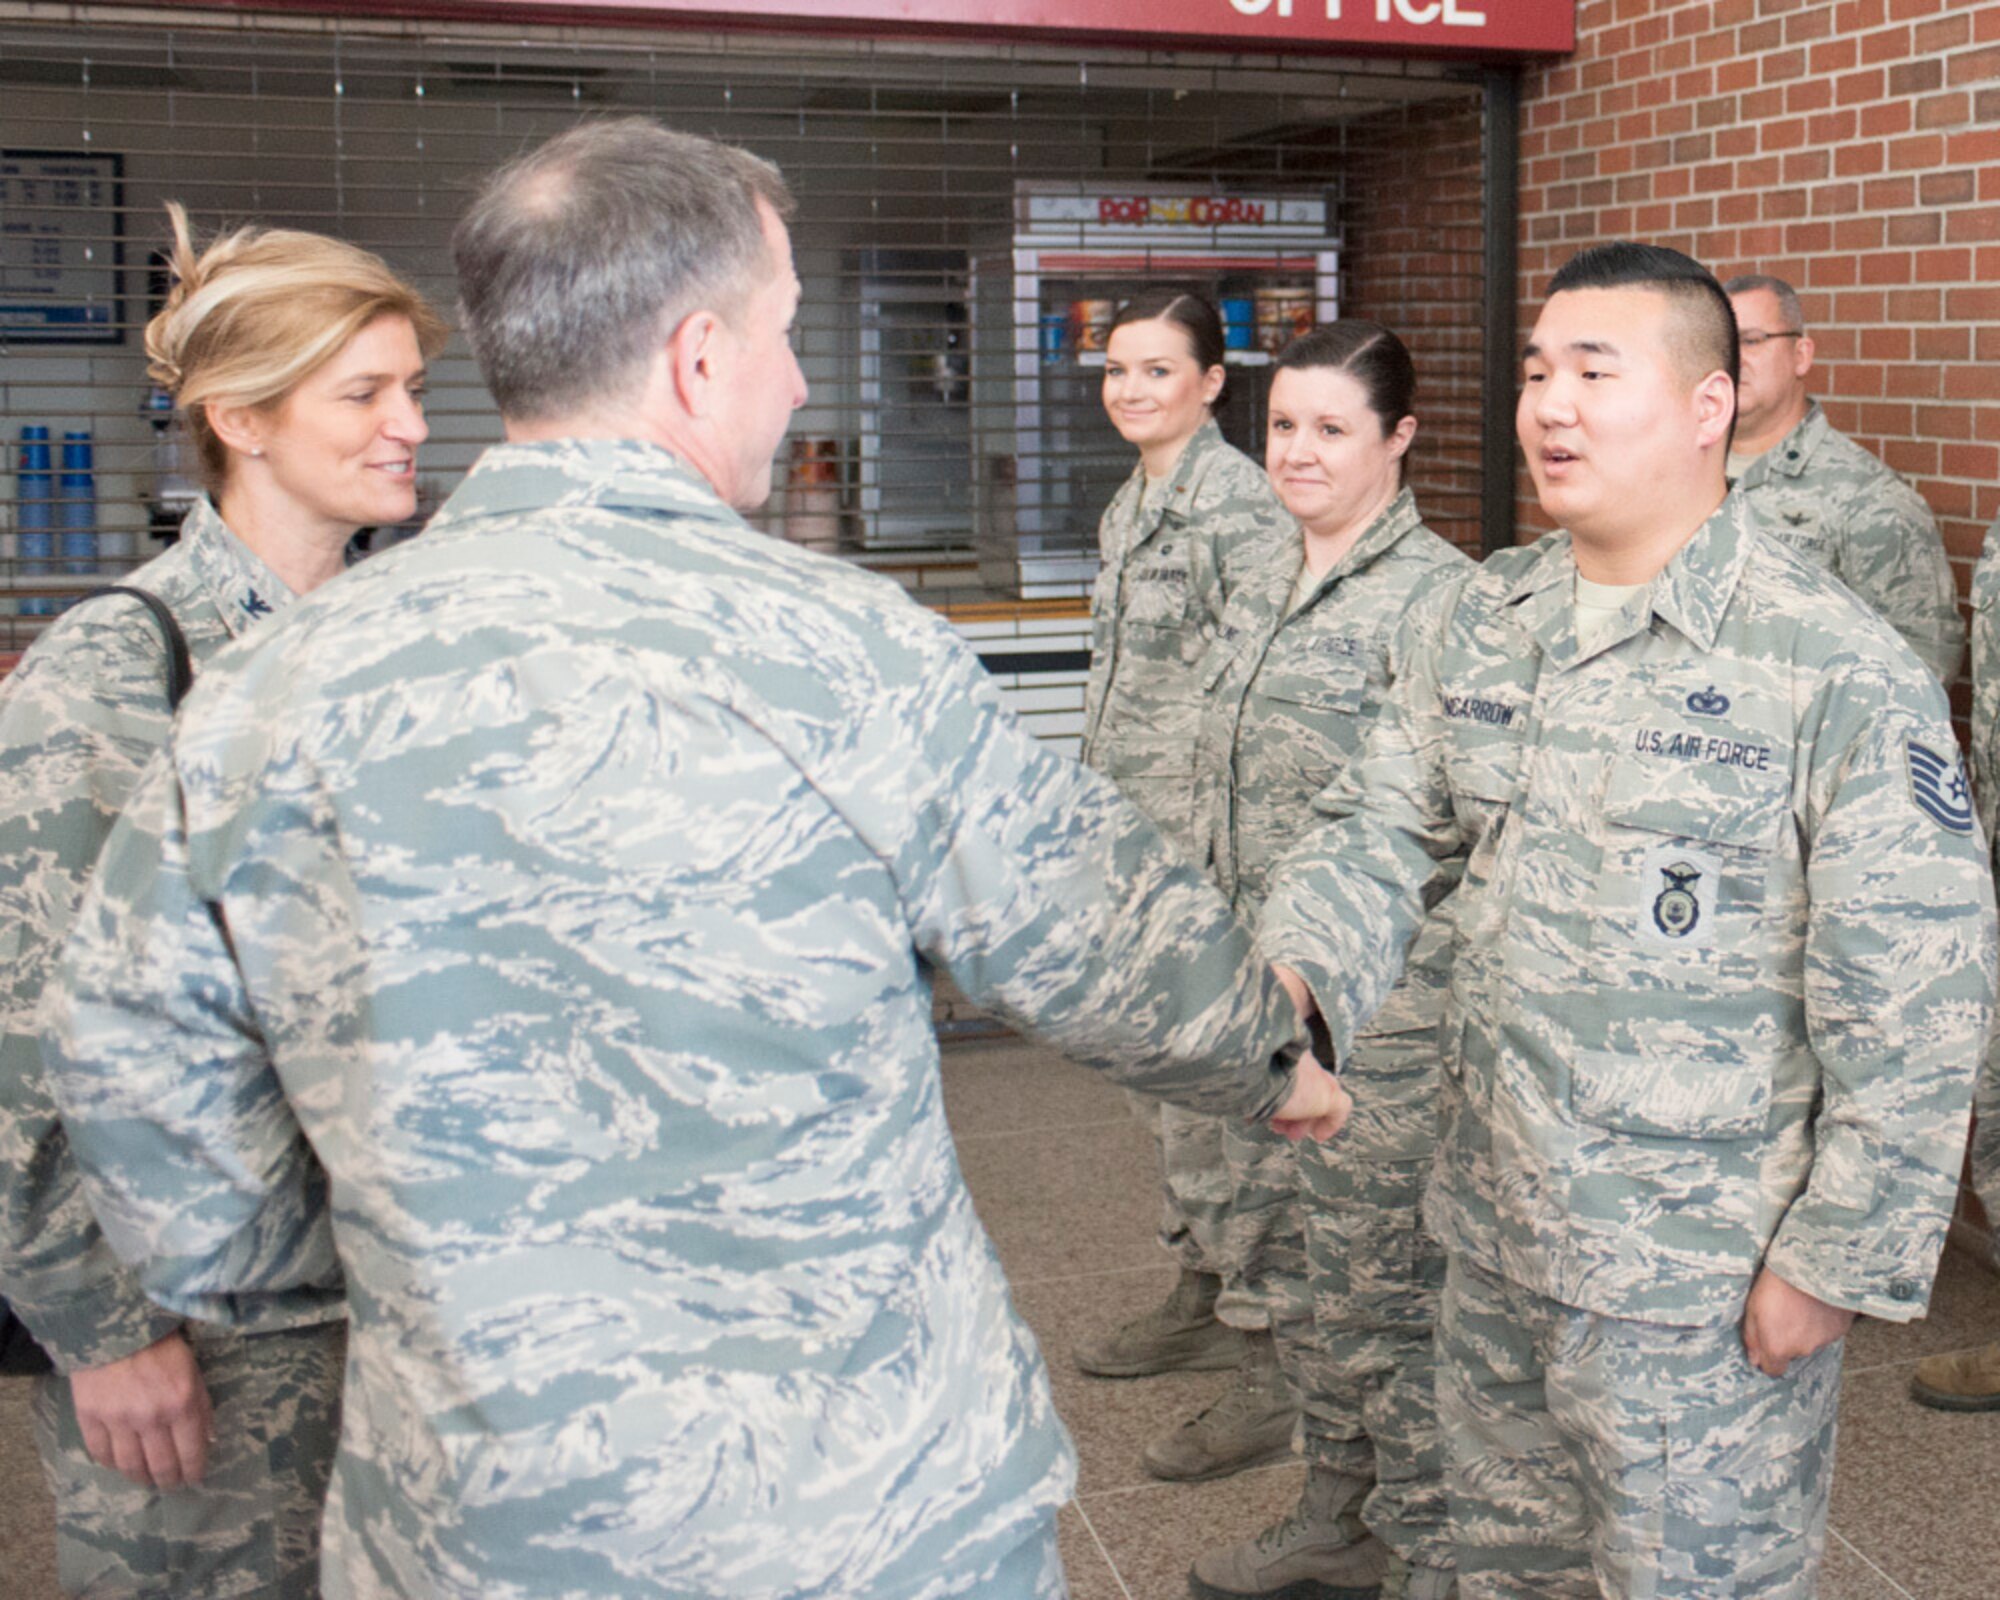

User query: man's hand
[69,1329,212,1489]
[1271,1052,1352,1143]
[1273,962,1312,1021]
[1741,1267,1856,1379]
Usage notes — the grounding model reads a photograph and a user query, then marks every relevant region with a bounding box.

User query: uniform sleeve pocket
[1570,1047,1770,1140]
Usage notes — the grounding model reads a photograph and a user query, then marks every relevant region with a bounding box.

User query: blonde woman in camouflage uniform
[0,203,444,1597]
[1073,291,1300,1483]
[1187,324,1469,1600]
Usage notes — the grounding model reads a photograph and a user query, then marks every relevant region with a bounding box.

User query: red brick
[1862,175,1919,209]
[1887,288,1945,322]
[1860,250,1914,286]
[1914,12,1972,54]
[1916,90,1972,128]
[1946,42,2000,85]
[1887,133,1947,168]
[1946,285,2000,320]
[1942,444,1999,480]
[1834,142,1886,177]
[1947,364,2000,401]
[1919,390,1977,429]
[1860,100,1914,138]
[1762,46,1809,83]
[1887,212,1944,246]
[1946,207,2000,243]
[1836,66,1887,104]
[1914,246,1975,278]
[1861,26,1915,65]
[1881,438,1939,477]
[1921,168,1979,205]
[1860,326,1913,360]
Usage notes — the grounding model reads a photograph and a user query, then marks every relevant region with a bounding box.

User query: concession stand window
[0,1,1573,723]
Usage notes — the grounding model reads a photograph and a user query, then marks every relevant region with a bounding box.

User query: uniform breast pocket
[1123,559,1195,631]
[1253,663,1370,788]
[1591,758,1786,985]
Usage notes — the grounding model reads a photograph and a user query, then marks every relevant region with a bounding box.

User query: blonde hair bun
[143,201,448,493]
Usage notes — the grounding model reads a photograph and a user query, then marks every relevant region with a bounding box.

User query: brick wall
[1341,94,1491,560]
[1516,0,2000,704]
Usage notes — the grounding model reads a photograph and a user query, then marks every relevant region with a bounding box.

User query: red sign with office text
[150,0,1574,57]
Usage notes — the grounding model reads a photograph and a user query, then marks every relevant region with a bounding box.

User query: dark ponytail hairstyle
[1109,289,1228,407]
[1272,319,1417,442]
[1110,289,1225,370]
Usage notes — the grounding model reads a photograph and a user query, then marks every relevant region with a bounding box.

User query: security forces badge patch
[1907,740,1974,835]
[1638,843,1722,949]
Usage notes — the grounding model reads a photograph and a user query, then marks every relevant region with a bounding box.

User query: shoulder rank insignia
[1907,741,1974,834]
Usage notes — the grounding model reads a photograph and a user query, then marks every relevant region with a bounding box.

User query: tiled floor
[2,1035,1996,1598]
[945,1036,2000,1600]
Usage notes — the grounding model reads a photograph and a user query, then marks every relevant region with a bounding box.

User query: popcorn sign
[1097,197,1271,226]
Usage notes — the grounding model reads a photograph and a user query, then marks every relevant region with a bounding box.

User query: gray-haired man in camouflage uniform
[1910,511,2000,1413]
[1262,243,1996,1597]
[1724,272,1963,686]
[40,118,1349,1600]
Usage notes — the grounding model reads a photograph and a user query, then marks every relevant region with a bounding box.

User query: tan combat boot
[1187,1468,1383,1599]
[1143,1327,1298,1481]
[1074,1267,1247,1378]
[1909,1339,2000,1411]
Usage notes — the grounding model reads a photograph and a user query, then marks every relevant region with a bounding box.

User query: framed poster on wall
[0,150,125,345]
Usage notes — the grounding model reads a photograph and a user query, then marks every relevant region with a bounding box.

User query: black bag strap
[0,1301,54,1376]
[0,584,196,1380]
[78,585,193,711]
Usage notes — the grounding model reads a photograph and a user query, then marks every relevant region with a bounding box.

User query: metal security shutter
[0,10,1494,651]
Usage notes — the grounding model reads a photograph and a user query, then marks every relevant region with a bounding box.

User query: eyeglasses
[1738,330,1804,348]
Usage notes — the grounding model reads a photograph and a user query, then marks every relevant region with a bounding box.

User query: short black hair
[1547,242,1739,395]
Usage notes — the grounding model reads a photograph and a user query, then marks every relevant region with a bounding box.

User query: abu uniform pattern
[1081,415,1295,1303]
[1967,513,2000,1225]
[1194,484,1470,1568]
[1263,496,1993,1329]
[1730,398,1965,686]
[1081,415,1294,854]
[1261,498,1995,1591]
[0,499,344,1599]
[43,439,1304,1600]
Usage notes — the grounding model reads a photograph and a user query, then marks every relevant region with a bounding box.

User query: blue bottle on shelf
[16,425,54,617]
[59,432,99,593]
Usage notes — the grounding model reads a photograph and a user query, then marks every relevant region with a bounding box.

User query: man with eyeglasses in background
[1724,272,1964,686]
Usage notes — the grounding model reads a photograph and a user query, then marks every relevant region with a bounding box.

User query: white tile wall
[946,611,1092,749]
